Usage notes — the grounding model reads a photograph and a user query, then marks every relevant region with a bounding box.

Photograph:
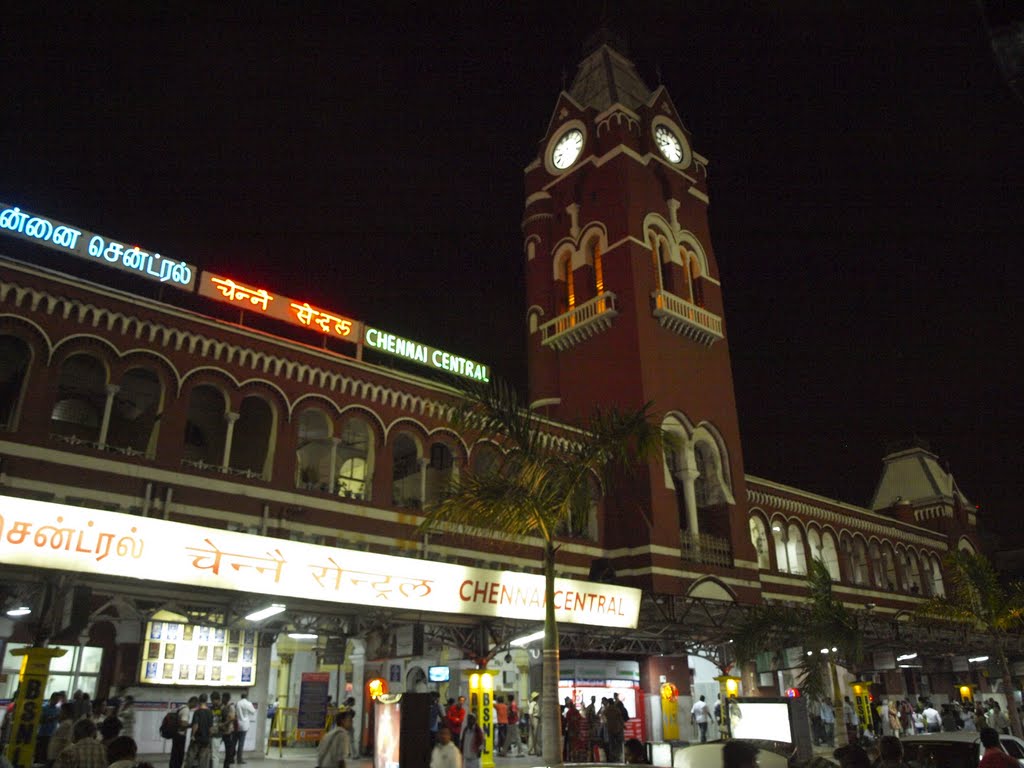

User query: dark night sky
[2,4,1022,537]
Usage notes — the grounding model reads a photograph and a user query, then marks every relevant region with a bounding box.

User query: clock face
[552,129,584,170]
[655,124,683,163]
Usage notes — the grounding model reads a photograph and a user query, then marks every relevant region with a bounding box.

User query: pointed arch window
[821,532,841,581]
[558,254,576,316]
[51,354,107,443]
[392,434,422,508]
[850,539,869,585]
[749,517,770,570]
[107,366,162,456]
[0,335,31,430]
[338,418,373,500]
[184,385,228,466]
[786,523,807,575]
[230,395,274,478]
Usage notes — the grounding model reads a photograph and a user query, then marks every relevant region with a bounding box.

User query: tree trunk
[831,659,848,748]
[542,540,563,765]
[997,644,1023,738]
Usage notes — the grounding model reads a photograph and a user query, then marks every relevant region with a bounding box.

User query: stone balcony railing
[651,289,724,345]
[540,291,618,351]
[680,530,733,567]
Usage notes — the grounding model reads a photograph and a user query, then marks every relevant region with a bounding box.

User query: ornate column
[418,456,430,508]
[680,464,700,540]
[328,437,341,494]
[97,384,120,448]
[221,411,240,470]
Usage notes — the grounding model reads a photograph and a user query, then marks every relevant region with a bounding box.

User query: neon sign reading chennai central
[364,327,490,382]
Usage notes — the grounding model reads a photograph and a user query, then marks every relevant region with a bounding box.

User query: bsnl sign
[0,203,490,383]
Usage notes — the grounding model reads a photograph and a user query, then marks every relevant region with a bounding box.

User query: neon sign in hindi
[197,271,362,342]
[0,497,641,629]
[0,203,196,290]
[364,326,490,382]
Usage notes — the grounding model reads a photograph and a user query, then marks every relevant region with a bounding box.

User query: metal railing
[680,530,733,567]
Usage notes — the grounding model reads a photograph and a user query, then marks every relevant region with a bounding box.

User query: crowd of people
[0,689,143,768]
[420,690,637,766]
[809,693,1016,747]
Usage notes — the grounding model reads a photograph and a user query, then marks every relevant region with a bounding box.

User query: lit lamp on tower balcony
[714,675,741,737]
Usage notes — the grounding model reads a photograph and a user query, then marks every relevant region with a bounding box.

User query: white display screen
[728,700,792,743]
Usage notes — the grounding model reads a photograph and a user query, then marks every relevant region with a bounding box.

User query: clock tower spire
[522,42,754,587]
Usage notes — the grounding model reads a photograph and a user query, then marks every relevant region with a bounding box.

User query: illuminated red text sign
[198,272,361,342]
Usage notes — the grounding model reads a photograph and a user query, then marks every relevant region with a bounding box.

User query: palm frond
[915,551,1024,635]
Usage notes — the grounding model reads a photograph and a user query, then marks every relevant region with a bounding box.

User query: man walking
[690,695,710,743]
[169,697,196,768]
[234,693,257,764]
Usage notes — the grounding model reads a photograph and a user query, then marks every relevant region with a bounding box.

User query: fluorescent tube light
[245,604,286,621]
[509,630,545,647]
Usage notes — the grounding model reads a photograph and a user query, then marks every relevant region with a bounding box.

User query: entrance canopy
[1,497,641,629]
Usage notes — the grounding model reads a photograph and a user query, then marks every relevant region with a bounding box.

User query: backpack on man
[160,709,181,739]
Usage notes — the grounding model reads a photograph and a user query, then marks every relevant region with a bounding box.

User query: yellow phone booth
[850,681,873,735]
[467,670,498,768]
[714,675,741,738]
[661,682,679,740]
[4,647,67,768]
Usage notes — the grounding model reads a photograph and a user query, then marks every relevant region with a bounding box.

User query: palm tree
[733,559,863,748]
[916,550,1024,738]
[419,377,663,765]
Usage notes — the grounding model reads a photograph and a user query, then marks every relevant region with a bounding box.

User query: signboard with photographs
[139,621,257,687]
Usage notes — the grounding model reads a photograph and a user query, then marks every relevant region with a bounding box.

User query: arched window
[773,520,788,573]
[658,239,674,294]
[391,434,422,508]
[868,541,884,588]
[471,443,501,476]
[903,550,924,595]
[664,443,690,531]
[591,240,605,296]
[749,517,771,570]
[50,354,107,443]
[688,248,705,307]
[424,441,455,507]
[296,408,332,490]
[808,528,824,564]
[559,472,599,541]
[183,384,227,466]
[786,523,807,575]
[881,544,898,591]
[692,434,731,510]
[850,538,869,585]
[556,251,575,316]
[821,532,841,581]
[0,335,31,430]
[338,418,373,500]
[230,395,274,478]
[930,555,945,597]
[107,366,162,456]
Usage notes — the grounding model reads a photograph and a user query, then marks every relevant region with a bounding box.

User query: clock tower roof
[568,42,653,112]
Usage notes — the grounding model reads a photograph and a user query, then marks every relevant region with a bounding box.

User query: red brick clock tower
[523,38,754,588]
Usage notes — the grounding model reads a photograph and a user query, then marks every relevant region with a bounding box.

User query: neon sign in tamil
[0,203,197,290]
